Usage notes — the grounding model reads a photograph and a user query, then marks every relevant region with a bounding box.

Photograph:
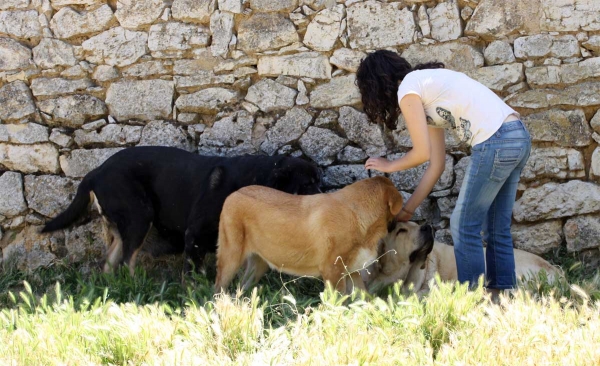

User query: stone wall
[1,0,600,271]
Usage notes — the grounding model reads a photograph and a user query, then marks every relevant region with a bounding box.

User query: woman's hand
[396,208,413,222]
[365,157,393,173]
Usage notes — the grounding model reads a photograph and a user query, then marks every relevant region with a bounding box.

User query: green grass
[0,255,598,365]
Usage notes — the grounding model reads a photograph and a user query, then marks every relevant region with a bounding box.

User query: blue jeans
[450,120,531,290]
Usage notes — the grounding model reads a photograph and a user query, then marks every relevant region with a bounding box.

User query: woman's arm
[365,94,432,172]
[399,126,446,220]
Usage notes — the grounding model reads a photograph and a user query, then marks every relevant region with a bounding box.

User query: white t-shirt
[397,68,519,146]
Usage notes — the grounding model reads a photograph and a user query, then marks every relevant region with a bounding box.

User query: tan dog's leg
[103,219,123,273]
[215,220,246,292]
[240,255,270,292]
[321,261,347,294]
[126,223,153,277]
[348,272,367,293]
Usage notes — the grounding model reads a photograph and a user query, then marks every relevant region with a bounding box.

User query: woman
[356,50,531,296]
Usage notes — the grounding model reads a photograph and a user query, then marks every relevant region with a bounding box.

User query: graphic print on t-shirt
[435,107,456,129]
[458,117,473,144]
[436,107,472,145]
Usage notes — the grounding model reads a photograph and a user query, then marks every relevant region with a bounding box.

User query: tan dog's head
[381,222,434,278]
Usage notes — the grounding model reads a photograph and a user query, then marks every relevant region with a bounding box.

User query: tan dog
[367,222,561,295]
[215,176,403,294]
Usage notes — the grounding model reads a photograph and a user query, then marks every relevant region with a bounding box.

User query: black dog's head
[268,157,321,195]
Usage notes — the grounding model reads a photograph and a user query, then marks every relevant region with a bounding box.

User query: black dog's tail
[41,179,93,233]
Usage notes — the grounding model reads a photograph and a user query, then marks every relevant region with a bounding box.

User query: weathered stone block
[0,123,48,144]
[218,0,242,13]
[389,153,453,192]
[512,220,563,255]
[65,217,105,263]
[583,35,600,54]
[337,145,367,163]
[437,196,456,220]
[466,63,524,92]
[303,5,344,52]
[261,107,312,155]
[564,215,600,252]
[122,61,170,78]
[93,65,120,81]
[330,48,366,73]
[514,34,580,59]
[0,143,60,173]
[148,22,210,58]
[33,38,77,69]
[590,147,600,182]
[0,0,30,10]
[38,95,107,127]
[245,79,296,112]
[249,0,297,13]
[507,82,600,109]
[138,120,194,152]
[322,164,380,187]
[50,5,114,39]
[0,172,27,217]
[74,124,142,147]
[0,81,36,122]
[526,58,600,88]
[199,111,254,154]
[465,0,542,40]
[347,1,415,50]
[338,106,386,156]
[521,147,585,182]
[522,109,591,147]
[401,42,484,72]
[513,180,600,222]
[59,148,123,178]
[176,87,239,114]
[310,74,361,109]
[24,175,79,218]
[82,27,148,67]
[115,0,164,30]
[483,41,516,66]
[31,78,94,97]
[210,10,234,58]
[0,10,41,40]
[106,80,174,121]
[257,52,331,79]
[429,1,462,42]
[541,0,600,32]
[0,37,32,71]
[237,13,299,53]
[2,225,62,271]
[172,0,215,24]
[299,127,347,166]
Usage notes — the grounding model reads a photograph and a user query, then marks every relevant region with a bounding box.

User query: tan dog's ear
[387,187,403,216]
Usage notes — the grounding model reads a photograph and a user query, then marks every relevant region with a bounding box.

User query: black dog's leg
[118,216,153,276]
[183,225,212,274]
[108,189,154,276]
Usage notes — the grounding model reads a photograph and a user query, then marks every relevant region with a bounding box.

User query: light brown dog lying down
[365,222,561,295]
[215,176,403,294]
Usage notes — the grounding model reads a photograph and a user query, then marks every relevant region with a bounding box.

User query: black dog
[42,146,321,274]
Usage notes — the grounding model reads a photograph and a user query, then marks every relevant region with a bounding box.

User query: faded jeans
[450,120,531,290]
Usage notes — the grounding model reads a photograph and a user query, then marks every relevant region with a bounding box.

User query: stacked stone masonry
[1,0,600,270]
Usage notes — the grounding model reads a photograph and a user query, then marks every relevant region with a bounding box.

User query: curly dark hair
[356,50,445,130]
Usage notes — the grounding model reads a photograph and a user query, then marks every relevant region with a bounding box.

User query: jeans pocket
[489,148,523,182]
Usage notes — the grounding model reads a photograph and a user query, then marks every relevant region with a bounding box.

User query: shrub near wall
[0,0,599,271]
